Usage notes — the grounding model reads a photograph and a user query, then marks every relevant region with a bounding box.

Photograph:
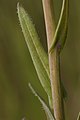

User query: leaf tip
[28,83,37,97]
[17,2,20,14]
[17,2,25,17]
[17,2,19,9]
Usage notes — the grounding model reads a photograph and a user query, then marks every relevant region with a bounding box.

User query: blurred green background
[0,0,80,120]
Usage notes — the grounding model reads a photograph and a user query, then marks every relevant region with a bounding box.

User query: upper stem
[42,0,55,49]
[42,0,65,120]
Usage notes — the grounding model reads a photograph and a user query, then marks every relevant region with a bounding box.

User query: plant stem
[42,0,65,120]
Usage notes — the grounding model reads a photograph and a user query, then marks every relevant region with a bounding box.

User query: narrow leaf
[77,112,80,120]
[29,83,55,120]
[49,0,69,53]
[17,3,67,109]
[17,3,52,107]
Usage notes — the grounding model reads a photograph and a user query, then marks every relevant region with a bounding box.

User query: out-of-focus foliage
[0,0,80,120]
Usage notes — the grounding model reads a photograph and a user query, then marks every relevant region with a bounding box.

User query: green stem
[42,0,65,120]
[50,49,65,120]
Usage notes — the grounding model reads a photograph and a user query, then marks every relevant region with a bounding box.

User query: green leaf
[77,112,80,120]
[49,0,69,53]
[17,2,67,109]
[29,83,55,120]
[17,3,52,108]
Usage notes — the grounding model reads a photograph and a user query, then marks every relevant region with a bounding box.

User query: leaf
[29,83,55,120]
[77,112,80,120]
[17,3,67,109]
[49,0,69,53]
[17,3,52,108]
